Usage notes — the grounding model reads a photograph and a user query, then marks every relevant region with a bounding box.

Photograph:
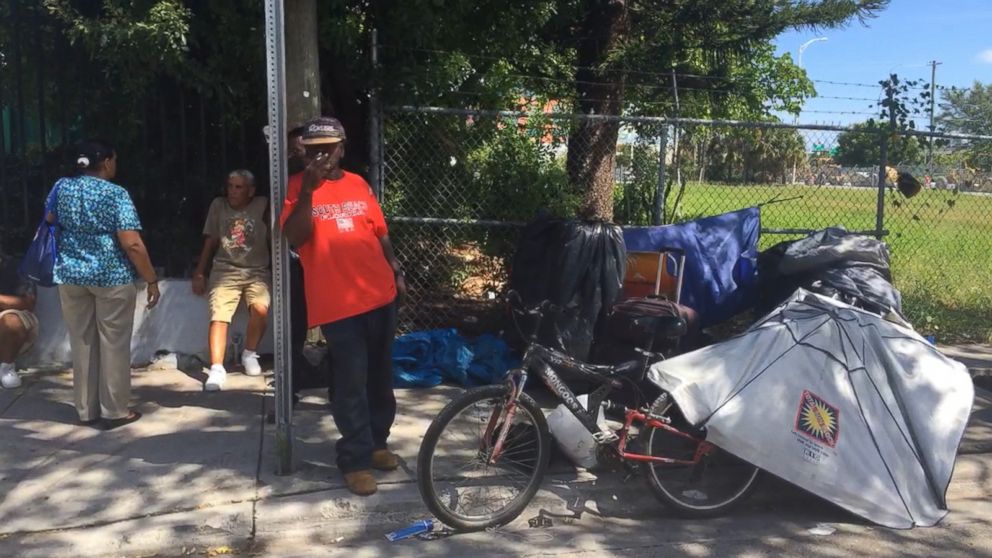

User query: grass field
[670,183,992,342]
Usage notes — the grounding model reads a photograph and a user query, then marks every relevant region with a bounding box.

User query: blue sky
[774,0,992,126]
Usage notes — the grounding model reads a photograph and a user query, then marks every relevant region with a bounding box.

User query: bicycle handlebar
[506,290,562,341]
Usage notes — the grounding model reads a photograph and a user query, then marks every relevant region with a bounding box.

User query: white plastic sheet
[647,290,973,528]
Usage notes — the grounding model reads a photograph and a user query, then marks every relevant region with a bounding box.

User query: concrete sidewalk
[1,345,991,557]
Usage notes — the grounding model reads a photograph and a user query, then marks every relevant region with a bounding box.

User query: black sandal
[79,417,101,427]
[101,411,142,431]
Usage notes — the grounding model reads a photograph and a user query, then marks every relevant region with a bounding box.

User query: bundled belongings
[508,216,626,361]
[647,290,973,529]
[757,227,905,323]
[392,329,520,388]
[623,208,760,328]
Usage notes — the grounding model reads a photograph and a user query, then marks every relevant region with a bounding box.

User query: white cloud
[977,49,992,64]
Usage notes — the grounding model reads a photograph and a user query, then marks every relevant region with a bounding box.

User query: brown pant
[58,283,137,421]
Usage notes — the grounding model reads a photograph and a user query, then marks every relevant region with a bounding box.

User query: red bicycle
[416,293,761,531]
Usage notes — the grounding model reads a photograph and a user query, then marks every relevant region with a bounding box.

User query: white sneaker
[205,365,227,392]
[241,350,262,377]
[1,369,21,389]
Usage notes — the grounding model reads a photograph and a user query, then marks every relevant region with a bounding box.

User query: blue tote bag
[19,183,61,287]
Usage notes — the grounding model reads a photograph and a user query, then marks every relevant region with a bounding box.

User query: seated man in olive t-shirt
[192,170,271,391]
[0,252,39,389]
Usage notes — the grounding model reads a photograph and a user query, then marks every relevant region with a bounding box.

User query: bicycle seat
[583,359,644,382]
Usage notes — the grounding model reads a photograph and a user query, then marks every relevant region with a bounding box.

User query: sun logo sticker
[795,390,840,448]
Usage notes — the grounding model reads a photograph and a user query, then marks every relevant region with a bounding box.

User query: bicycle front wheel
[417,384,551,531]
[643,410,760,518]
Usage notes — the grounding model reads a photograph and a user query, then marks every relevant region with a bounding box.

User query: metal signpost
[263,0,294,475]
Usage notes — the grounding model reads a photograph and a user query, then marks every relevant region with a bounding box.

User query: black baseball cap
[300,116,346,145]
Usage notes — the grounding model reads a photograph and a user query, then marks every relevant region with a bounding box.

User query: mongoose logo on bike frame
[794,390,840,448]
[541,367,582,414]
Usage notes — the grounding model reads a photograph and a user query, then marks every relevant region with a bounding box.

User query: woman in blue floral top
[49,140,160,430]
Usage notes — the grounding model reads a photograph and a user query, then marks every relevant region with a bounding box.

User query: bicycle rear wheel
[417,384,551,531]
[643,406,760,518]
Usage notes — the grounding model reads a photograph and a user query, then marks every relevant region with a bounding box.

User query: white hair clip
[77,156,90,167]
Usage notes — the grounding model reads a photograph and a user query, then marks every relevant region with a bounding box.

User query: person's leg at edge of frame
[93,283,139,426]
[241,276,270,377]
[321,313,378,496]
[0,311,28,388]
[58,285,102,423]
[368,302,399,472]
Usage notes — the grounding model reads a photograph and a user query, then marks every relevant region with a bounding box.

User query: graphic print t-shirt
[280,171,396,327]
[203,196,270,273]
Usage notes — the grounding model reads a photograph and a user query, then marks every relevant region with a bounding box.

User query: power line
[801,109,880,116]
[384,44,888,89]
[812,79,881,89]
[814,94,881,102]
[382,44,923,97]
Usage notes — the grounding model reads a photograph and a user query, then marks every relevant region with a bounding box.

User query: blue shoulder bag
[19,182,62,287]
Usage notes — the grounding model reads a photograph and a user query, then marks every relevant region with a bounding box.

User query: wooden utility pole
[285,0,321,126]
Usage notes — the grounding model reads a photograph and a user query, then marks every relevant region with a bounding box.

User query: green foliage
[463,123,579,223]
[876,74,931,131]
[835,121,924,166]
[2,0,894,266]
[613,140,663,225]
[937,81,992,169]
[382,111,579,225]
[693,125,806,183]
[43,0,192,92]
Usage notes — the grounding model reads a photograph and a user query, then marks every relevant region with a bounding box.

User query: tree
[937,81,992,169]
[835,121,924,167]
[543,0,889,220]
[700,125,807,184]
[286,1,321,126]
[371,1,889,220]
[12,0,892,225]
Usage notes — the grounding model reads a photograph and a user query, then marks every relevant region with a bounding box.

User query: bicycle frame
[486,290,708,467]
[488,342,711,467]
[617,409,715,466]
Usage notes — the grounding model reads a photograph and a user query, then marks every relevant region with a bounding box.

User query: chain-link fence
[382,106,992,340]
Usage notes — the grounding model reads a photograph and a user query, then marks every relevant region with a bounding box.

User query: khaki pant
[0,309,40,355]
[208,268,271,323]
[58,283,137,421]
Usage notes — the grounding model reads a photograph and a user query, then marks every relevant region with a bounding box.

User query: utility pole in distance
[927,60,942,172]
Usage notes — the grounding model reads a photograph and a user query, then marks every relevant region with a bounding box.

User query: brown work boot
[343,470,378,496]
[371,448,400,471]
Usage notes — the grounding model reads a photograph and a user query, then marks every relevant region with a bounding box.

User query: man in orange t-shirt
[281,117,407,496]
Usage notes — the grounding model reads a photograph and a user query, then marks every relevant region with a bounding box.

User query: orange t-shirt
[281,171,396,327]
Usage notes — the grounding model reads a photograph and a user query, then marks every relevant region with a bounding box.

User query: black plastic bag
[508,217,626,361]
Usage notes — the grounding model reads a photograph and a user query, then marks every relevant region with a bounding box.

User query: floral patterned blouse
[48,175,143,287]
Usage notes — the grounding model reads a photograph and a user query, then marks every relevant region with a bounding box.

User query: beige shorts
[0,309,40,355]
[208,269,272,323]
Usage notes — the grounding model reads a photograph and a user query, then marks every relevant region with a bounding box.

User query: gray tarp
[647,290,973,528]
[779,227,903,316]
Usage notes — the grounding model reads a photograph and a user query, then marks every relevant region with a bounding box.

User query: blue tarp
[392,329,520,388]
[623,207,761,327]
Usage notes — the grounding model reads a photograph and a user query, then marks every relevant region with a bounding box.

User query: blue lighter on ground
[385,519,434,541]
